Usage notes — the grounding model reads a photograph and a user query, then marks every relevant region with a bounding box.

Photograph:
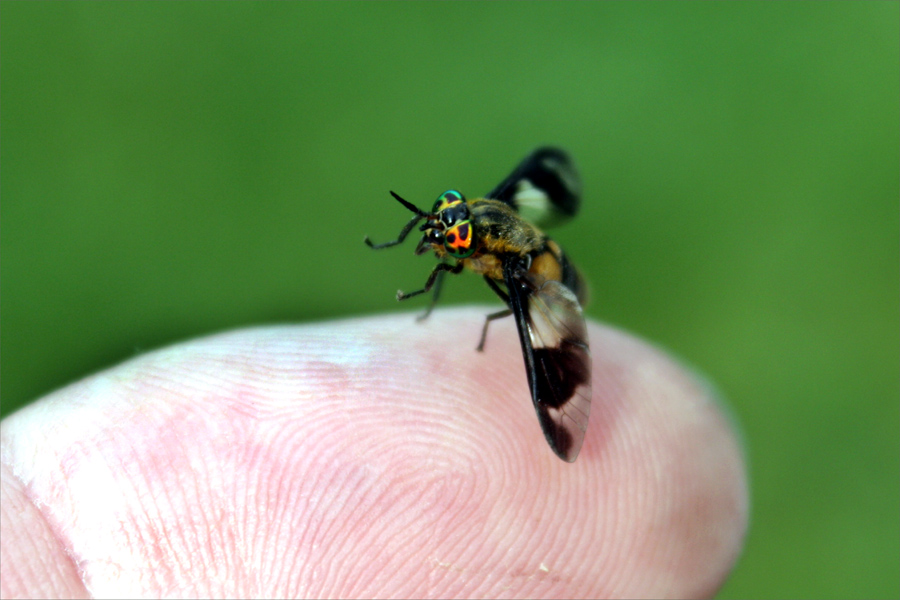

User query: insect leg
[484,275,511,304]
[364,214,424,249]
[398,262,463,301]
[416,269,446,321]
[476,276,514,352]
[476,308,512,352]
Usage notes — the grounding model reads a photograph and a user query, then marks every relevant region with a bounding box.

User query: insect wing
[485,147,581,228]
[506,269,591,462]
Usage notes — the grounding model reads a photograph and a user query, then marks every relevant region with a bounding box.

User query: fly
[365,147,591,462]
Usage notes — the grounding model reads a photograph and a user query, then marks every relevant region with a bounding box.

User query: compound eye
[432,189,466,213]
[444,220,476,258]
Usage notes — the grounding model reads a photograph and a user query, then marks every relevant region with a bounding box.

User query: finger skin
[0,308,748,598]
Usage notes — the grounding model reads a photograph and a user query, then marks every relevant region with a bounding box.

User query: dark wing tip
[532,340,591,462]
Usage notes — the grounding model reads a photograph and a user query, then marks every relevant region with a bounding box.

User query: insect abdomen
[532,240,588,307]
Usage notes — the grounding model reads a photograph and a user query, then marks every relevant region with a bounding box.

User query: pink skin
[1,309,748,598]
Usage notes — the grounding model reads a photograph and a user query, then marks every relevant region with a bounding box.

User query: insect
[364,147,591,462]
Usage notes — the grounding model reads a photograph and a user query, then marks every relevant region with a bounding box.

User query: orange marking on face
[447,222,471,251]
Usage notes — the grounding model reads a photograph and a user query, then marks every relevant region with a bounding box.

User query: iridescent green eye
[432,189,465,212]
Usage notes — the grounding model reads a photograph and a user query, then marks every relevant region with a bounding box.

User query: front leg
[398,261,464,301]
[416,268,446,321]
[364,214,424,249]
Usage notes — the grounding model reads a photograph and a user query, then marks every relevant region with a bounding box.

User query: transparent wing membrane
[507,270,591,462]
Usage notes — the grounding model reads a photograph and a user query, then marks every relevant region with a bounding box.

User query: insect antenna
[389,191,431,217]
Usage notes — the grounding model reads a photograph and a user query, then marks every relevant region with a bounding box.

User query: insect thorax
[469,199,546,255]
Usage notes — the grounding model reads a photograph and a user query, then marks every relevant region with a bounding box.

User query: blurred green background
[2,3,897,597]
